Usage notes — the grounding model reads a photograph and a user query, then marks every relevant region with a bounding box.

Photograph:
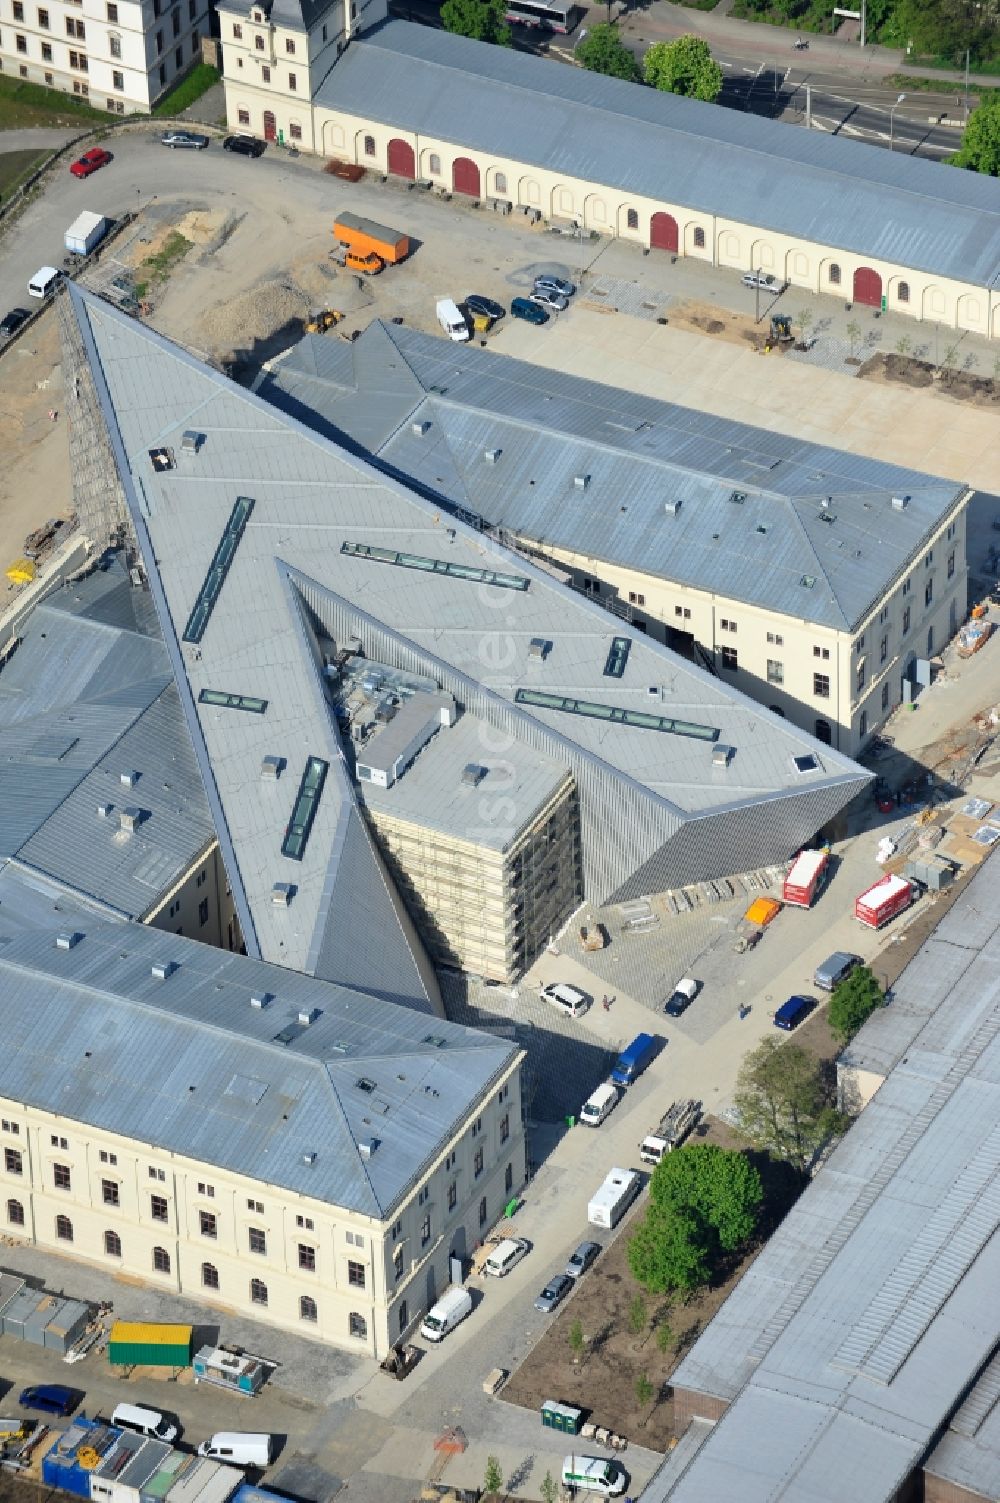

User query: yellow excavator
[304,309,344,334]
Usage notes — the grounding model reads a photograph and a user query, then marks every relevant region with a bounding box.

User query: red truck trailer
[855,873,916,930]
[782,848,830,909]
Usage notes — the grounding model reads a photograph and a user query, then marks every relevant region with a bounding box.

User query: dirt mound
[200,278,311,350]
[861,351,1000,405]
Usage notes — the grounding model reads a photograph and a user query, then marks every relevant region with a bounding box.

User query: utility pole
[964,47,970,124]
[860,0,866,48]
[889,92,906,151]
[806,83,811,129]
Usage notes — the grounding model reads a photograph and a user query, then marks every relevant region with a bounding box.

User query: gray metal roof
[319,21,1000,289]
[0,568,217,916]
[70,286,867,935]
[661,851,1000,1503]
[262,323,965,632]
[923,1352,1000,1500]
[0,917,518,1217]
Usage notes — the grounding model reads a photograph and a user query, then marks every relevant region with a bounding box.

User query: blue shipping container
[610,1032,656,1086]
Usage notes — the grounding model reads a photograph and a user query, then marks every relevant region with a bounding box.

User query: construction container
[744,896,781,927]
[162,1456,242,1503]
[43,1418,119,1497]
[192,1347,268,1396]
[332,211,409,264]
[44,1297,90,1353]
[108,1321,192,1368]
[137,1447,189,1503]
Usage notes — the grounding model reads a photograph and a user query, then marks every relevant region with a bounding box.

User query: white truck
[419,1285,473,1342]
[639,1100,700,1166]
[436,297,470,342]
[65,211,111,257]
[587,1167,640,1229]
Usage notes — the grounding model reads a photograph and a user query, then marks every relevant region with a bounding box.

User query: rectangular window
[346,1230,365,1247]
[479,1197,487,1228]
[106,0,117,14]
[393,1246,404,1279]
[296,1215,314,1230]
[254,32,264,47]
[102,1179,120,1206]
[172,7,179,33]
[260,63,270,80]
[5,1149,23,1175]
[155,27,163,49]
[197,1180,214,1196]
[15,32,26,50]
[720,646,738,671]
[100,1151,118,1164]
[54,1163,71,1189]
[766,660,783,685]
[627,591,645,606]
[471,1118,482,1138]
[1,1121,18,1135]
[882,682,890,712]
[813,674,830,699]
[674,606,691,620]
[391,1219,402,1239]
[198,898,209,925]
[175,44,182,65]
[298,1243,316,1271]
[925,579,933,607]
[447,1181,457,1211]
[856,663,866,693]
[13,0,23,16]
[246,1198,263,1213]
[720,618,736,633]
[150,1194,168,1221]
[925,550,933,568]
[51,1135,67,1149]
[182,495,255,643]
[474,1147,484,1178]
[38,6,48,22]
[233,20,242,35]
[514,688,719,744]
[859,710,868,739]
[288,71,296,89]
[500,1113,509,1143]
[877,635,887,664]
[420,1214,431,1247]
[603,636,631,679]
[342,540,528,593]
[281,756,329,861]
[289,121,302,140]
[149,1166,165,1181]
[947,551,955,579]
[285,35,295,50]
[248,1226,267,1255]
[854,634,865,653]
[348,1260,365,1288]
[902,577,911,595]
[199,1210,217,1238]
[766,632,783,646]
[198,688,268,715]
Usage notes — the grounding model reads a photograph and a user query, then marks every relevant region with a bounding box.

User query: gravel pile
[199,277,310,350]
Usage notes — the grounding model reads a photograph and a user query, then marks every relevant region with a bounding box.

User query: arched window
[693,226,706,249]
[494,170,507,194]
[626,208,638,230]
[363,134,375,157]
[428,152,441,174]
[56,1214,73,1241]
[202,1262,219,1289]
[828,264,841,286]
[153,1246,171,1273]
[250,1278,268,1306]
[349,1312,367,1339]
[7,1200,24,1226]
[897,281,910,303]
[104,1229,121,1256]
[299,1295,317,1322]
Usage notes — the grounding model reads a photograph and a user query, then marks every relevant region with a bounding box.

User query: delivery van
[436,297,470,342]
[483,1236,529,1277]
[197,1433,273,1467]
[419,1285,473,1342]
[27,266,62,300]
[579,1082,620,1128]
[561,1456,628,1497]
[111,1403,178,1443]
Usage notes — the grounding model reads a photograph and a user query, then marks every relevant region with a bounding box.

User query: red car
[70,147,112,179]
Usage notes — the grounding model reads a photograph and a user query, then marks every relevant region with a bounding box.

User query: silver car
[534,1272,574,1313]
[565,1240,601,1280]
[534,274,575,298]
[160,130,209,149]
[530,288,569,313]
[741,271,777,290]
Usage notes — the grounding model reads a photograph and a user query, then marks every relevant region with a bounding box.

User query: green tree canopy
[734,1038,845,1170]
[953,95,1000,175]
[643,36,723,101]
[627,1205,712,1294]
[891,0,991,62]
[441,0,511,45]
[576,23,641,81]
[828,965,884,1043]
[649,1143,763,1251]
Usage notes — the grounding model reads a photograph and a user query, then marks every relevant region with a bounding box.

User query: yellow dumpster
[744,896,781,927]
[6,558,35,585]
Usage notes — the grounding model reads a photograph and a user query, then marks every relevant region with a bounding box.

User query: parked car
[530,288,569,313]
[70,147,112,179]
[741,271,777,290]
[223,135,266,157]
[0,307,30,339]
[511,297,548,325]
[160,130,209,149]
[534,274,575,298]
[19,1385,78,1416]
[466,294,505,320]
[565,1240,601,1280]
[539,981,589,1018]
[534,1272,574,1313]
[773,994,816,1031]
[483,1236,531,1278]
[664,977,698,1017]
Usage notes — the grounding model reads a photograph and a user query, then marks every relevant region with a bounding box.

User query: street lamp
[889,93,906,152]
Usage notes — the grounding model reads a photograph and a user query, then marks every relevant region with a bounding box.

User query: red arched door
[263,111,277,142]
[853,266,882,307]
[387,138,415,179]
[452,157,481,197]
[650,212,679,253]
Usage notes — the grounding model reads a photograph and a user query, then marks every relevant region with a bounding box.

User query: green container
[108,1321,192,1368]
[541,1400,582,1435]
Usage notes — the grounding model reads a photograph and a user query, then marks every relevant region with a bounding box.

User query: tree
[656,1318,674,1355]
[643,36,723,102]
[846,319,862,359]
[483,1456,504,1496]
[635,1373,655,1421]
[954,96,1000,175]
[540,1473,558,1503]
[796,308,813,344]
[649,1144,763,1252]
[734,1038,845,1171]
[891,0,991,63]
[895,334,913,356]
[441,0,511,46]
[576,23,641,81]
[628,1205,712,1294]
[828,964,884,1043]
[628,1293,648,1337]
[568,1318,585,1360]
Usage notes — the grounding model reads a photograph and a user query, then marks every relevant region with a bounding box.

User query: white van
[539,981,589,1019]
[420,1285,473,1342]
[436,297,470,342]
[561,1456,628,1497]
[28,266,62,300]
[579,1082,620,1128]
[483,1236,529,1278]
[111,1403,178,1443]
[197,1433,273,1467]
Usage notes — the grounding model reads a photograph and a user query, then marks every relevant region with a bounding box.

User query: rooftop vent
[528,638,551,660]
[892,495,909,511]
[271,882,295,907]
[792,753,820,775]
[261,755,284,780]
[712,744,735,767]
[462,763,487,787]
[151,960,177,980]
[120,769,139,788]
[411,420,430,436]
[302,1150,317,1166]
[820,496,832,510]
[819,512,836,525]
[297,1007,320,1026]
[119,806,143,833]
[574,474,591,491]
[484,448,502,465]
[729,491,748,505]
[357,1139,379,1160]
[148,447,174,473]
[97,802,113,818]
[181,430,204,455]
[250,991,272,1009]
[800,575,816,589]
[664,499,682,516]
[55,931,82,951]
[356,1077,376,1094]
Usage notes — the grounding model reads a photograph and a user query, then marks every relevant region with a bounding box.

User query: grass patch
[0,147,49,198]
[133,229,192,300]
[903,51,1000,77]
[674,0,721,10]
[152,64,220,118]
[0,73,107,128]
[884,71,996,98]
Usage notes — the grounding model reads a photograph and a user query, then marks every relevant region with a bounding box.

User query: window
[505,1163,513,1193]
[391,1218,402,1239]
[674,605,691,620]
[393,1246,404,1280]
[582,577,601,596]
[285,35,295,51]
[51,1134,67,1149]
[854,634,865,653]
[298,1244,316,1271]
[495,171,507,193]
[813,674,830,699]
[925,550,934,568]
[288,71,296,89]
[296,1215,314,1230]
[693,226,706,249]
[99,1151,117,1166]
[150,1195,168,1222]
[420,1214,431,1247]
[478,1196,487,1228]
[474,1148,484,1178]
[471,1117,483,1138]
[348,1260,365,1288]
[261,64,270,80]
[102,1179,120,1206]
[202,1262,219,1288]
[349,1312,367,1340]
[859,711,868,739]
[346,1230,365,1247]
[12,0,23,16]
[300,1295,317,1322]
[902,577,912,595]
[1,1121,18,1136]
[199,1210,217,1238]
[627,208,638,229]
[720,647,738,671]
[428,151,441,174]
[197,1181,215,1197]
[766,660,784,685]
[290,121,302,140]
[927,625,934,655]
[69,48,87,67]
[250,1278,268,1306]
[813,646,830,660]
[947,551,955,579]
[720,618,736,633]
[925,579,933,608]
[149,1167,166,1182]
[447,1181,458,1212]
[233,20,242,35]
[903,606,911,634]
[498,1084,509,1104]
[882,682,890,712]
[627,591,645,606]
[399,1300,408,1333]
[56,1215,73,1241]
[168,900,180,918]
[766,632,783,646]
[500,1113,509,1144]
[175,42,182,65]
[15,32,26,50]
[879,605,889,624]
[363,133,375,156]
[247,1198,263,1214]
[8,1200,24,1226]
[947,522,956,540]
[856,662,866,693]
[5,1149,22,1176]
[172,6,179,33]
[254,32,263,47]
[38,6,48,22]
[828,263,841,285]
[53,1163,71,1190]
[248,1226,267,1255]
[237,108,250,125]
[418,1186,429,1207]
[153,1246,171,1273]
[897,281,909,303]
[879,635,888,664]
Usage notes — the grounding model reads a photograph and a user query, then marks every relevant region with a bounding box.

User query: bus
[504,0,579,32]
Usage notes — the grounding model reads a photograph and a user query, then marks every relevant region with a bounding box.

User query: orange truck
[333,212,410,275]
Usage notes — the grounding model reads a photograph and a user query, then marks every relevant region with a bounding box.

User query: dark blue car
[511,296,548,326]
[773,995,815,1032]
[19,1384,78,1415]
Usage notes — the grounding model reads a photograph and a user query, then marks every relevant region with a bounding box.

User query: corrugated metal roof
[319,22,1000,288]
[263,323,965,631]
[0,917,519,1216]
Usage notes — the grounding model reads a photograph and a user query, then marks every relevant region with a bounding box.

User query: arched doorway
[263,111,276,142]
[387,138,415,179]
[650,212,679,253]
[853,266,882,307]
[814,719,833,745]
[452,157,481,197]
